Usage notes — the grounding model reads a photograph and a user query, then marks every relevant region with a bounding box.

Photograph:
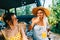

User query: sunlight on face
[37,10,44,18]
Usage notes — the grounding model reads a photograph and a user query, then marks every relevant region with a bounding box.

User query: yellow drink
[42,32,47,38]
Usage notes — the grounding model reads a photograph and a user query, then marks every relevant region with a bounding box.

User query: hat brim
[32,6,50,17]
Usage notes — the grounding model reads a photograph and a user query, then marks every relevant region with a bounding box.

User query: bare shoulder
[0,30,2,35]
[18,22,26,31]
[0,29,6,35]
[32,17,36,21]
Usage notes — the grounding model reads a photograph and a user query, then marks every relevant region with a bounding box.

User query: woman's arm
[18,22,28,40]
[45,17,50,32]
[29,17,40,31]
[28,18,36,31]
[20,26,28,40]
[46,20,50,32]
[45,18,50,37]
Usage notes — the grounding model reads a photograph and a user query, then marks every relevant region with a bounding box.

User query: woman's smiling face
[37,10,45,18]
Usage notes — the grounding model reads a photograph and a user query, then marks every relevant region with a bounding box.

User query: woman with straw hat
[29,6,50,40]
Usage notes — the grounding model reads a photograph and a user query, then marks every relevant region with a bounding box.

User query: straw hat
[32,6,50,17]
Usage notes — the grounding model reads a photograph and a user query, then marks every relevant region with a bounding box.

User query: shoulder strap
[1,30,7,40]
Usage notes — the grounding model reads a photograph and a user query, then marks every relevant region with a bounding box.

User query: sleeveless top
[7,32,22,40]
[1,26,22,40]
[33,25,48,40]
[33,17,49,40]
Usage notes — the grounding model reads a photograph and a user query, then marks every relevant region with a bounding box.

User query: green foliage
[0,9,5,16]
[48,0,60,34]
[10,5,32,16]
[10,8,15,13]
[10,3,37,16]
[51,21,60,34]
[25,5,31,15]
[48,0,60,25]
[16,7,26,15]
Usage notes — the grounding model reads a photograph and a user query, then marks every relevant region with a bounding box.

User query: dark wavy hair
[3,13,15,29]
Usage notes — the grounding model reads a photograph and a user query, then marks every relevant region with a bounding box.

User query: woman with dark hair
[0,13,28,40]
[29,6,50,40]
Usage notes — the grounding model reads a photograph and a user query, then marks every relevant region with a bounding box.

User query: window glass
[10,8,15,13]
[10,3,37,16]
[0,9,5,16]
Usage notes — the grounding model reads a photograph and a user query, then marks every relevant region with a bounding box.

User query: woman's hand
[29,17,40,30]
[32,17,40,26]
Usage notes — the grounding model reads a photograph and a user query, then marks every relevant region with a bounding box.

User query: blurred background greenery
[48,0,60,34]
